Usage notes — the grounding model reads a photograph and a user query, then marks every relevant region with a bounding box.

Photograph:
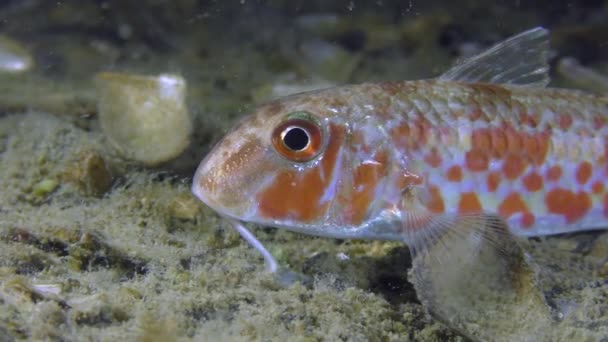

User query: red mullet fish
[192,27,608,272]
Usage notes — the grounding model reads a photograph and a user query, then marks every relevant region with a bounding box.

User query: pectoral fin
[403,212,554,341]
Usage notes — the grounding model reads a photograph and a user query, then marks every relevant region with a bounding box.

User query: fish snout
[191,135,268,219]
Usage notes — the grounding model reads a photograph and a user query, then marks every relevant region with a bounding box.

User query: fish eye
[282,126,310,151]
[272,112,324,162]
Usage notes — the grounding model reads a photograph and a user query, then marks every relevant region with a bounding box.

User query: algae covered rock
[94,72,192,166]
[62,150,112,197]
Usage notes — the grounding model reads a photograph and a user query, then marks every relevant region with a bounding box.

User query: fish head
[192,88,394,236]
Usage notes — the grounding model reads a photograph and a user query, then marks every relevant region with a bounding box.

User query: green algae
[31,178,59,197]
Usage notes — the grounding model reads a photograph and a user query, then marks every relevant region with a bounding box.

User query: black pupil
[283,127,309,151]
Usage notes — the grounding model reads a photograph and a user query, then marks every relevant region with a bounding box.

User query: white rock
[94,72,192,166]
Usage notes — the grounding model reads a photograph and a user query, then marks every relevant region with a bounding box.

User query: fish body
[192,27,608,263]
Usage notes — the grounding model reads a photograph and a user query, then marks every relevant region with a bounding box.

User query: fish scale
[375,80,608,236]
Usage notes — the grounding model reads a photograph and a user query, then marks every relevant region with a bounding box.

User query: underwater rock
[32,178,59,198]
[94,72,192,166]
[62,150,112,197]
[0,34,33,74]
[589,233,608,259]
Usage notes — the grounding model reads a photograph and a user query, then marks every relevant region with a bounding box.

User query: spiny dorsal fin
[439,27,550,87]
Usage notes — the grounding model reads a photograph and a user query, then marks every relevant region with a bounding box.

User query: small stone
[63,150,112,197]
[554,238,579,252]
[598,261,608,278]
[167,193,201,220]
[31,283,62,296]
[0,34,33,74]
[94,72,192,166]
[589,233,608,258]
[32,178,59,197]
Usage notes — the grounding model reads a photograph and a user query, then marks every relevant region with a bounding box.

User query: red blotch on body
[487,172,501,192]
[458,192,483,214]
[530,131,550,165]
[345,150,389,224]
[468,108,483,121]
[503,126,524,154]
[424,148,442,168]
[446,165,463,182]
[411,119,433,147]
[522,172,543,192]
[425,185,445,214]
[604,139,608,166]
[593,116,606,130]
[390,119,432,153]
[503,154,527,180]
[521,212,535,228]
[545,188,592,224]
[379,82,400,95]
[575,161,592,185]
[522,132,550,166]
[498,192,535,229]
[546,166,562,181]
[390,124,412,152]
[558,114,573,130]
[471,130,491,150]
[519,113,538,128]
[490,129,508,158]
[498,192,530,220]
[465,150,489,172]
[469,126,549,165]
[592,181,604,194]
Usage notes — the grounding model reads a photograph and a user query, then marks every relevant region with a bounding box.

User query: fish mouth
[191,173,277,272]
[191,179,237,220]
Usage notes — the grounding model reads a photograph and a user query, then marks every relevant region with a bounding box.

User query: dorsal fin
[439,27,550,87]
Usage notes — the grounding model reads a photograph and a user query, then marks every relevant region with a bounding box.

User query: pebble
[63,150,112,197]
[32,178,59,197]
[589,233,608,259]
[94,72,192,166]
